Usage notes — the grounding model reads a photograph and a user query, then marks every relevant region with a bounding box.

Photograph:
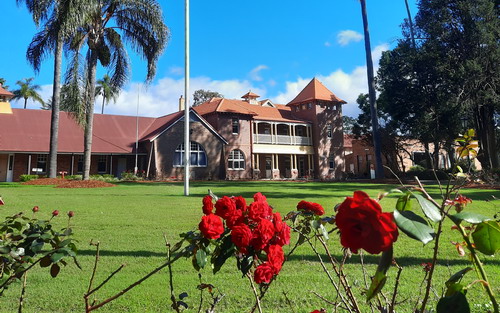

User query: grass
[0,180,499,313]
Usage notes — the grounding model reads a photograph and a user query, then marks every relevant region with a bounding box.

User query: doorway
[116,158,127,178]
[6,154,14,182]
[265,156,272,178]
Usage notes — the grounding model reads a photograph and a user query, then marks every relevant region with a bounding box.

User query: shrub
[19,175,39,182]
[120,171,142,181]
[65,175,83,181]
[89,174,119,183]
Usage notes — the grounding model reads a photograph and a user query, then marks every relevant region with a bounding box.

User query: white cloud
[337,30,363,46]
[169,66,184,76]
[324,41,332,47]
[249,65,268,81]
[272,43,389,118]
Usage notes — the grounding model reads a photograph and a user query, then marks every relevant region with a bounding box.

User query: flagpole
[184,0,190,196]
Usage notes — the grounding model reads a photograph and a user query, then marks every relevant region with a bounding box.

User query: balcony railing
[254,134,311,146]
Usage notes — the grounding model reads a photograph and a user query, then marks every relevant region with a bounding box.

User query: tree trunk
[404,0,416,48]
[24,98,27,109]
[360,0,385,179]
[48,33,63,178]
[83,51,99,180]
[101,97,105,114]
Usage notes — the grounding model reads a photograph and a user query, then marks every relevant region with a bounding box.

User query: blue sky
[0,0,417,117]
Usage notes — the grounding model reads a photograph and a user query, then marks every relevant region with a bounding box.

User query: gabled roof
[287,78,346,105]
[0,109,157,154]
[194,98,310,124]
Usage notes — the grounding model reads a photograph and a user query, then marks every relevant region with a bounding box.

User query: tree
[0,78,9,90]
[20,0,85,178]
[342,116,357,135]
[192,89,223,106]
[65,0,168,180]
[95,74,119,114]
[377,0,499,170]
[12,78,45,109]
[359,0,384,178]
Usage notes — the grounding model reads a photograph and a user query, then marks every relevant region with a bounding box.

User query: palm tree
[12,78,45,109]
[359,0,384,179]
[95,74,119,114]
[66,0,168,180]
[20,0,85,178]
[0,78,8,90]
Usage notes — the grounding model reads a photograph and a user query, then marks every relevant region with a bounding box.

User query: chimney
[179,95,185,112]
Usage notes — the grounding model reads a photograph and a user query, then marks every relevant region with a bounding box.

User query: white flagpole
[184,0,190,196]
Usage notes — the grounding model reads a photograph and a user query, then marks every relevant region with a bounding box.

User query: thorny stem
[86,241,100,296]
[317,235,361,313]
[18,271,28,313]
[293,228,354,313]
[166,242,180,313]
[0,257,42,291]
[197,274,203,313]
[247,273,263,313]
[389,263,403,313]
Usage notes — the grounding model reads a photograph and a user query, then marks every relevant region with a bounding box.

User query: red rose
[202,195,213,215]
[199,214,224,240]
[32,206,39,213]
[254,262,274,284]
[233,196,247,211]
[215,196,236,220]
[266,244,284,274]
[248,200,272,222]
[272,212,291,246]
[253,192,267,202]
[335,191,398,254]
[231,223,253,253]
[52,210,59,217]
[67,211,75,218]
[226,209,244,229]
[297,200,325,215]
[251,219,275,251]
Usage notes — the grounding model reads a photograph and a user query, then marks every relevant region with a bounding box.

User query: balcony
[252,121,312,146]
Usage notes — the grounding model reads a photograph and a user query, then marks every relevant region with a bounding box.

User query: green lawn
[0,181,498,313]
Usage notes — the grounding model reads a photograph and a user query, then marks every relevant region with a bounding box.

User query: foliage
[0,208,78,295]
[192,89,223,107]
[19,175,40,182]
[89,174,119,183]
[11,77,44,109]
[95,74,120,114]
[0,78,9,90]
[120,171,144,181]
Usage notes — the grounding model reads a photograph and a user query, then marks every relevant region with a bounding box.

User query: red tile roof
[241,91,260,98]
[0,109,167,154]
[0,85,14,98]
[194,98,310,123]
[287,78,346,105]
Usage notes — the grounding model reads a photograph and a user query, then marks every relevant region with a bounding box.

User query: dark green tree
[95,74,120,114]
[65,0,168,180]
[0,78,9,90]
[12,77,45,109]
[192,89,223,106]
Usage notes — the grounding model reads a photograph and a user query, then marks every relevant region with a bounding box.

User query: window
[307,103,312,109]
[327,124,332,138]
[232,118,239,134]
[77,155,83,173]
[173,142,207,167]
[329,155,335,170]
[37,155,47,173]
[98,155,107,173]
[228,149,245,170]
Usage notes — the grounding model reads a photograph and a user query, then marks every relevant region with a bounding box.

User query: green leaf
[414,194,442,222]
[450,212,489,224]
[366,270,387,302]
[237,255,254,277]
[376,246,393,274]
[396,192,412,211]
[445,282,465,297]
[178,292,188,300]
[211,235,235,274]
[436,291,470,313]
[446,267,473,287]
[472,221,500,255]
[39,255,52,268]
[196,249,207,269]
[50,263,60,278]
[393,210,435,244]
[50,253,65,264]
[319,224,329,240]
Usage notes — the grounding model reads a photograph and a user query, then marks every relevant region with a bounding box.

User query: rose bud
[67,211,75,218]
[52,210,60,217]
[32,206,40,213]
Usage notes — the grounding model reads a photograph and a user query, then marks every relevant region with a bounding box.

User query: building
[0,78,346,182]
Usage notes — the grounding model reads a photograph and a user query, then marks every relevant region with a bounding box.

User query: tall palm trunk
[101,97,105,114]
[24,98,28,109]
[83,50,99,180]
[48,33,63,178]
[360,0,384,178]
[404,0,416,48]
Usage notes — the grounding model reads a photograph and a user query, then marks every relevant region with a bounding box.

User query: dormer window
[232,118,239,134]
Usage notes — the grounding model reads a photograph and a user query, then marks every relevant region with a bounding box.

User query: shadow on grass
[286,253,500,267]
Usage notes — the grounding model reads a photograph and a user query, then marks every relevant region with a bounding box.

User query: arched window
[173,142,207,167]
[228,149,245,170]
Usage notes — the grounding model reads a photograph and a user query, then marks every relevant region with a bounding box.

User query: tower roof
[0,84,14,99]
[241,91,260,99]
[287,78,346,105]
